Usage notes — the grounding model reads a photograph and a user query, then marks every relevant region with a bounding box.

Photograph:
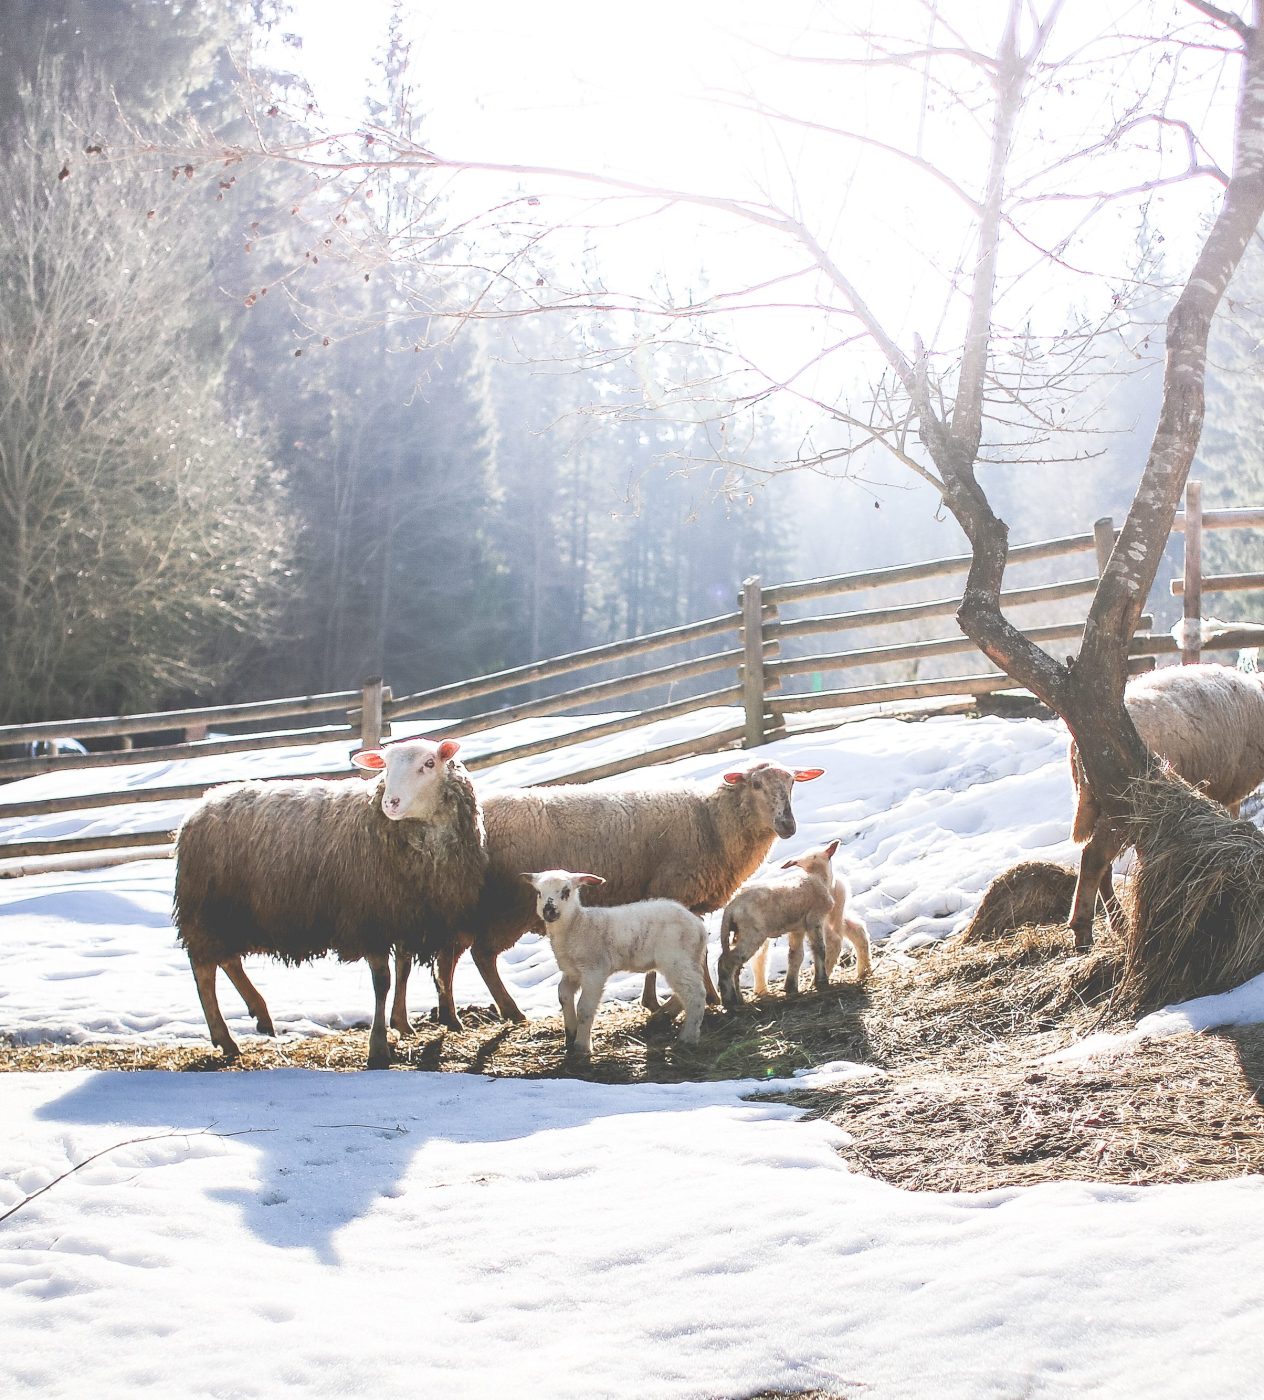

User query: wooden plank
[1132,628,1264,656]
[764,532,1097,607]
[539,726,746,788]
[435,648,747,740]
[0,725,357,783]
[769,672,1019,713]
[461,687,744,772]
[1183,480,1203,665]
[772,576,1101,641]
[771,621,1088,679]
[1172,507,1264,531]
[0,691,360,747]
[1171,572,1264,595]
[0,828,177,861]
[0,770,365,821]
[385,609,757,720]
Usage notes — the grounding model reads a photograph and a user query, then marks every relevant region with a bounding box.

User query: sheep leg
[1099,865,1127,937]
[189,956,241,1062]
[784,932,805,998]
[640,972,663,1012]
[807,922,829,993]
[701,957,722,1007]
[751,940,771,996]
[843,917,872,981]
[365,953,392,1070]
[431,940,465,1032]
[390,948,413,1036]
[219,956,276,1036]
[674,977,705,1045]
[1069,823,1121,952]
[571,973,606,1061]
[471,942,528,1024]
[558,973,578,1051]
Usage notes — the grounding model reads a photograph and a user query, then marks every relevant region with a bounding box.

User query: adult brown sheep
[1067,663,1264,950]
[390,758,825,1031]
[175,737,486,1068]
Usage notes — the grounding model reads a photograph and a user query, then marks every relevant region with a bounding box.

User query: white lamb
[523,869,708,1060]
[717,840,871,1009]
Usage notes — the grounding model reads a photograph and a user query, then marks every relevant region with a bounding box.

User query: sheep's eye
[424,758,435,769]
[561,886,570,900]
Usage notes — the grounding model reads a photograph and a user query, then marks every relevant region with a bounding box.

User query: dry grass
[1123,773,1264,1011]
[4,897,1262,1193]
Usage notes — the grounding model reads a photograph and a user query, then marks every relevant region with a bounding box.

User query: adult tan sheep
[1067,663,1264,949]
[390,758,825,1031]
[175,737,486,1068]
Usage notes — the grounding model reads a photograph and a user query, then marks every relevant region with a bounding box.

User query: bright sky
[275,1,1242,488]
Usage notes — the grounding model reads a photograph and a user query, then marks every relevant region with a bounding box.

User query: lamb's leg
[558,973,578,1051]
[220,955,275,1036]
[365,952,392,1070]
[784,932,805,998]
[807,922,829,992]
[1069,823,1121,952]
[843,917,872,981]
[751,940,771,996]
[190,955,240,1062]
[470,942,528,1024]
[663,959,705,1044]
[390,948,413,1036]
[641,972,662,1012]
[571,973,606,1060]
[432,939,465,1031]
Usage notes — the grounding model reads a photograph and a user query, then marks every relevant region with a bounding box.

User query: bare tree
[0,76,291,721]
[170,2,1264,994]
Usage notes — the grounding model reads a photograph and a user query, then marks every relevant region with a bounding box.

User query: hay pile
[5,864,1262,1192]
[1122,773,1264,1012]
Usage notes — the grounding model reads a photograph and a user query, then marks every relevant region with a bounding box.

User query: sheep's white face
[351,738,460,821]
[524,870,605,925]
[722,761,825,840]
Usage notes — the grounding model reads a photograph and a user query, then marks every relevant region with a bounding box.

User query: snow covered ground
[2,708,1263,1398]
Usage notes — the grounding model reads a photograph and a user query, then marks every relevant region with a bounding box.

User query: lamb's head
[721,760,825,839]
[522,870,605,926]
[781,838,840,883]
[351,737,461,821]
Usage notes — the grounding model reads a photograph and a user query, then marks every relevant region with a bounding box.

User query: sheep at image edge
[523,869,709,1059]
[174,737,487,1068]
[1067,662,1264,949]
[389,758,826,1032]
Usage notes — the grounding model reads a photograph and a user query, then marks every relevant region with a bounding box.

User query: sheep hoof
[390,1018,413,1039]
[784,984,800,1000]
[1070,924,1093,954]
[256,1015,276,1037]
[366,1051,391,1071]
[215,1039,241,1063]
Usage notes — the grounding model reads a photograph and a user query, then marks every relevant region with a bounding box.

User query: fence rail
[2,481,1259,873]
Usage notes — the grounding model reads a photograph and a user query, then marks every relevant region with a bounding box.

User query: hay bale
[1122,772,1264,1011]
[957,860,1078,944]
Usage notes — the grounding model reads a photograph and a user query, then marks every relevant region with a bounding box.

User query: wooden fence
[1,484,1261,872]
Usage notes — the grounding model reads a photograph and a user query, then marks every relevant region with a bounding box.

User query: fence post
[1093,516,1115,577]
[1182,480,1202,666]
[359,676,386,751]
[740,576,766,748]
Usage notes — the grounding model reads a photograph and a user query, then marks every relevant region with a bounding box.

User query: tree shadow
[33,1063,751,1263]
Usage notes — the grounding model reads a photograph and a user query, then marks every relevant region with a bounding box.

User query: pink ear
[793,767,825,782]
[437,739,460,762]
[351,750,386,771]
[722,771,747,786]
[824,839,840,859]
[575,873,606,886]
